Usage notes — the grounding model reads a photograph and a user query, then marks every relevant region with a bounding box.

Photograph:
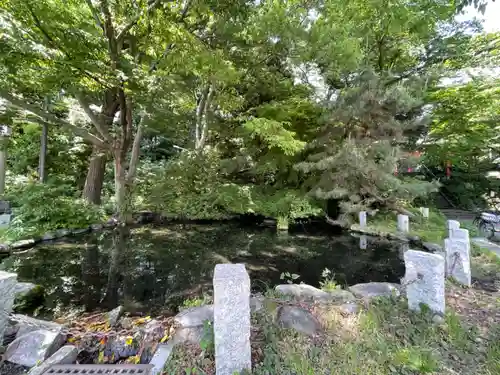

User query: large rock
[174,305,213,327]
[10,314,63,338]
[14,283,39,299]
[0,271,17,340]
[139,320,166,364]
[277,306,321,336]
[275,284,355,303]
[4,329,66,367]
[104,334,140,359]
[107,305,124,327]
[348,282,400,300]
[27,345,78,375]
[173,326,205,345]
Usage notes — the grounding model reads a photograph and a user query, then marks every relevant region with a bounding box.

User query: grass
[250,292,500,375]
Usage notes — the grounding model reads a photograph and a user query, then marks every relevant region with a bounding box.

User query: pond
[0,223,405,317]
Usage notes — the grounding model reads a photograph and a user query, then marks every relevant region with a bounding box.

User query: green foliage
[4,180,106,241]
[319,268,342,291]
[296,72,439,217]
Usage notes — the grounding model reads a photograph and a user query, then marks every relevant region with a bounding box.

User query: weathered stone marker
[447,220,460,238]
[419,207,429,218]
[444,238,471,286]
[404,250,445,315]
[213,264,251,375]
[397,214,409,233]
[359,211,367,228]
[359,235,367,250]
[0,271,17,339]
[451,228,469,242]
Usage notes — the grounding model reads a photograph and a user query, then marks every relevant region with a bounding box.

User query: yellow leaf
[98,351,104,363]
[125,336,134,346]
[67,337,76,343]
[160,334,169,343]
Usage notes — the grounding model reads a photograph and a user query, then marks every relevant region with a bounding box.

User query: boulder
[139,320,165,364]
[275,284,355,303]
[104,334,140,359]
[55,229,71,238]
[10,239,35,250]
[4,329,66,367]
[348,282,400,300]
[27,345,78,375]
[91,223,104,231]
[107,305,124,327]
[71,227,90,236]
[174,305,213,327]
[41,232,57,241]
[10,314,63,338]
[14,283,39,299]
[276,284,330,301]
[337,302,361,315]
[277,306,321,336]
[327,289,356,302]
[173,326,205,346]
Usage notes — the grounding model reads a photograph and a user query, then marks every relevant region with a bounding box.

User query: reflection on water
[0,224,404,316]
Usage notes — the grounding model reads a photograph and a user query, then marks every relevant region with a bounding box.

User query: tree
[0,0,253,222]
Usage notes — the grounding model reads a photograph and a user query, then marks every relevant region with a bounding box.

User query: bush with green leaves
[144,149,321,221]
[4,179,106,240]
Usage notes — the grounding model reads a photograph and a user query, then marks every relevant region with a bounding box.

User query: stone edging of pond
[0,211,253,254]
[350,224,444,254]
[0,219,120,254]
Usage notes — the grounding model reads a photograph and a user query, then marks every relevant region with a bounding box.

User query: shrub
[4,179,106,240]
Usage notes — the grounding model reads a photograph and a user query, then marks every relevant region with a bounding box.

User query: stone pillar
[444,238,471,287]
[419,207,429,218]
[213,264,251,375]
[397,214,409,233]
[359,235,367,249]
[447,220,460,238]
[359,211,367,228]
[0,125,11,196]
[445,228,471,287]
[404,250,445,315]
[0,271,17,339]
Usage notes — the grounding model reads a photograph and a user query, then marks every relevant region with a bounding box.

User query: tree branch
[116,0,163,43]
[75,92,113,143]
[126,115,144,183]
[198,84,215,149]
[85,0,103,30]
[100,0,118,65]
[0,90,106,148]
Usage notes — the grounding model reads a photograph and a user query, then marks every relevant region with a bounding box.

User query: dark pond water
[0,224,405,316]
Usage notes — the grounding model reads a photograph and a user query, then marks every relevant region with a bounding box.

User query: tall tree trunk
[114,154,132,223]
[38,123,48,183]
[83,147,107,205]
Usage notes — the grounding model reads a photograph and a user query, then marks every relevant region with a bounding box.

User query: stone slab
[404,250,445,315]
[0,213,11,228]
[28,345,78,375]
[213,264,251,375]
[0,271,17,340]
[359,235,367,249]
[150,342,175,375]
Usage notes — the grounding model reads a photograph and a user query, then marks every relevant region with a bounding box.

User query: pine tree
[295,71,439,220]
